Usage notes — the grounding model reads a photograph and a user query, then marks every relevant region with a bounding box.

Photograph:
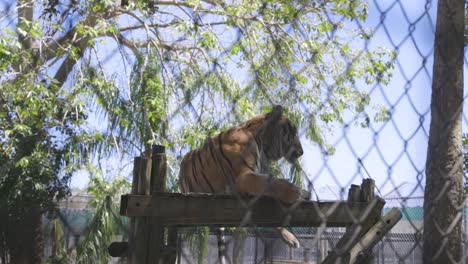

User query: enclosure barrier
[108,145,402,263]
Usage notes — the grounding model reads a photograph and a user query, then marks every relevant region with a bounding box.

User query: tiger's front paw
[272,180,302,204]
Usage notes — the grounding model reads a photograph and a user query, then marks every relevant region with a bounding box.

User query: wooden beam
[147,145,173,263]
[322,179,382,264]
[120,192,380,227]
[132,157,152,264]
[349,208,402,263]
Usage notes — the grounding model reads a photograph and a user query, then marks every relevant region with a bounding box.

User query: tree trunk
[5,208,44,264]
[423,0,464,263]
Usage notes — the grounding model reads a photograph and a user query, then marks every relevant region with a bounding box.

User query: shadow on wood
[120,192,382,227]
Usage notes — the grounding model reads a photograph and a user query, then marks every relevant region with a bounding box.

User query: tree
[0,1,101,262]
[463,134,468,192]
[0,28,92,264]
[423,0,464,263]
[0,0,395,262]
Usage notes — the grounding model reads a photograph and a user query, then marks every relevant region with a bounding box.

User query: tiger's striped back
[179,125,260,194]
[178,105,303,197]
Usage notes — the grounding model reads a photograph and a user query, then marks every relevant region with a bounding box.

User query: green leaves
[0,68,91,220]
[76,196,127,264]
[199,31,217,49]
[17,17,43,38]
[332,0,369,21]
[86,171,131,208]
[0,37,21,71]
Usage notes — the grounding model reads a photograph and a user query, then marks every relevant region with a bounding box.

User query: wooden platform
[120,192,383,227]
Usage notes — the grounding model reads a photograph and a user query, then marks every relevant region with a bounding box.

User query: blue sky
[297,0,467,201]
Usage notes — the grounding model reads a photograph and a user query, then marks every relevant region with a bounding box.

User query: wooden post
[132,156,152,264]
[127,157,142,262]
[151,145,167,194]
[322,178,384,264]
[147,144,177,264]
[358,178,378,264]
[348,184,361,203]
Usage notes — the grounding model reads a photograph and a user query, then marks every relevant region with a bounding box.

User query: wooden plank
[357,178,378,264]
[349,208,402,263]
[120,193,378,227]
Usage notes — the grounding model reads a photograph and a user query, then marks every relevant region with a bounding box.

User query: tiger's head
[258,106,303,163]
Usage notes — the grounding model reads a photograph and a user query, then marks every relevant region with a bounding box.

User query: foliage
[75,196,124,264]
[75,170,130,264]
[1,0,396,175]
[85,165,131,207]
[0,39,91,218]
[42,168,130,264]
[232,228,248,263]
[24,0,395,159]
[0,2,103,260]
[25,0,398,157]
[45,219,69,264]
[181,226,210,264]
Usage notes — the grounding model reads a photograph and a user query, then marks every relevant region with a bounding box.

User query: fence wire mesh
[0,0,467,263]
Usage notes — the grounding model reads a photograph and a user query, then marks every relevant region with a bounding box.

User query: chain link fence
[166,0,467,263]
[48,196,467,264]
[1,0,466,263]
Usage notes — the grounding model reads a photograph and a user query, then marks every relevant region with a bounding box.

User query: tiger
[178,105,307,249]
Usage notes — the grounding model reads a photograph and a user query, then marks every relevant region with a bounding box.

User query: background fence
[50,196,461,264]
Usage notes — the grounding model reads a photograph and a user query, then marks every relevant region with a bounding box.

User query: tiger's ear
[266,105,283,122]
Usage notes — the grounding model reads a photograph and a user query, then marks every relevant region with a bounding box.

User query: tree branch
[17,0,34,51]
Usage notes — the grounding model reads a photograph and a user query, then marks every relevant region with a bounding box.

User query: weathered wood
[348,185,361,203]
[358,179,377,264]
[322,197,385,264]
[138,157,152,195]
[360,179,375,203]
[132,158,141,194]
[120,193,378,227]
[126,157,141,263]
[147,145,171,264]
[321,193,385,264]
[151,145,167,193]
[133,157,152,264]
[349,208,402,263]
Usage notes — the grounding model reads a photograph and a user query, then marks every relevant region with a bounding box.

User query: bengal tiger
[178,105,307,249]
